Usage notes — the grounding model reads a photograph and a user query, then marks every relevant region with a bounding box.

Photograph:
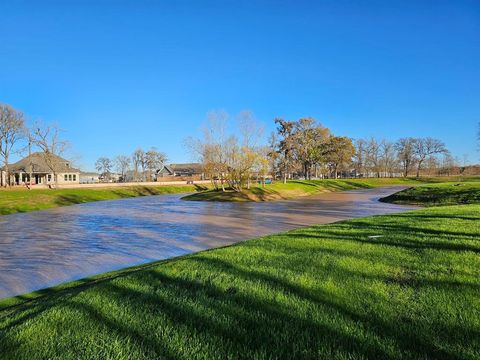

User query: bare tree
[352,139,367,178]
[95,157,112,181]
[380,140,397,177]
[114,155,131,182]
[0,104,25,186]
[132,148,146,182]
[412,137,447,178]
[365,137,381,177]
[395,137,416,177]
[31,122,68,187]
[145,147,167,181]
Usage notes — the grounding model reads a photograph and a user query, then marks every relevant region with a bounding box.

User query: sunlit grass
[182,176,479,202]
[0,204,478,358]
[381,181,480,206]
[0,184,207,215]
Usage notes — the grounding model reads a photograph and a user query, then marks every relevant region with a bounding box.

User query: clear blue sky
[1,0,479,171]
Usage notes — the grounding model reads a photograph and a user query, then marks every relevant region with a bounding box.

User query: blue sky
[0,0,479,170]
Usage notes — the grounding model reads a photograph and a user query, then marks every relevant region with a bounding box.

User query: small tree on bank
[0,104,25,186]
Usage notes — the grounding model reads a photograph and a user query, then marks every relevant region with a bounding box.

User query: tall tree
[31,122,68,187]
[291,118,330,180]
[324,136,355,178]
[412,137,447,178]
[274,118,296,184]
[380,140,397,177]
[395,137,416,177]
[0,104,25,186]
[132,148,146,182]
[145,147,167,181]
[114,155,131,182]
[95,157,112,181]
[352,139,367,178]
[365,137,382,177]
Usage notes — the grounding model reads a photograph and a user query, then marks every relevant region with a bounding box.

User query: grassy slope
[381,181,480,206]
[0,193,479,358]
[182,177,479,202]
[0,184,208,215]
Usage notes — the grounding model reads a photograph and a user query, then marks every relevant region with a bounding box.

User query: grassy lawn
[182,176,479,202]
[381,181,480,206]
[0,184,208,215]
[0,188,478,358]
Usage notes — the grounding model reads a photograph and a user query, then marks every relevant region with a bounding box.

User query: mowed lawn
[182,176,477,202]
[0,185,204,215]
[381,181,480,206]
[0,195,478,358]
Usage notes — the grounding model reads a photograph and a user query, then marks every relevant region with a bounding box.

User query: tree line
[95,147,167,182]
[188,111,454,192]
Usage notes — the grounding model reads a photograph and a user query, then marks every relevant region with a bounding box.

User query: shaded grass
[182,177,480,202]
[0,204,478,359]
[0,185,206,216]
[381,182,480,206]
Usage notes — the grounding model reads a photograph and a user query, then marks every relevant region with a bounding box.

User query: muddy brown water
[0,186,417,299]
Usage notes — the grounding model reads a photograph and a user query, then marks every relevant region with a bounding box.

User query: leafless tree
[115,155,131,182]
[412,137,447,178]
[365,137,381,177]
[352,139,367,178]
[95,157,112,181]
[380,140,397,177]
[31,122,68,187]
[395,137,416,177]
[0,104,25,186]
[132,148,146,182]
[145,147,167,181]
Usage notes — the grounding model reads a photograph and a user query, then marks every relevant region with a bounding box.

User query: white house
[1,153,81,186]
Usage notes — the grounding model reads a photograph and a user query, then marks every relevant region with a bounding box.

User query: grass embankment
[381,181,480,206]
[182,176,478,202]
[0,184,208,215]
[1,188,479,358]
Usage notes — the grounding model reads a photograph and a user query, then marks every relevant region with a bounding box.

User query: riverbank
[0,184,209,215]
[0,186,478,359]
[381,181,480,206]
[181,176,478,202]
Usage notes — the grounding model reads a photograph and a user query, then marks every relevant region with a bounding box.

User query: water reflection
[0,186,417,299]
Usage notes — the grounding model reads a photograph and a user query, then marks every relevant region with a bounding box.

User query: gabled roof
[170,163,203,173]
[5,153,80,173]
[156,164,174,175]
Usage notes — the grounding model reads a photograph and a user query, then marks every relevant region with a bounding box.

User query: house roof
[6,153,80,173]
[157,165,174,175]
[170,163,203,173]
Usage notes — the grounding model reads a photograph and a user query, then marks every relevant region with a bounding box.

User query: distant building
[79,172,100,184]
[1,152,80,186]
[156,163,204,179]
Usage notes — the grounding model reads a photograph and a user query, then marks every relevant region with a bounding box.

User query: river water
[0,186,417,299]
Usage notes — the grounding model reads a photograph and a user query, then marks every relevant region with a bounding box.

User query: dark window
[64,174,68,181]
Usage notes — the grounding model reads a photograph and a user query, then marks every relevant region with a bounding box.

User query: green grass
[1,204,478,358]
[182,176,479,202]
[381,181,480,206]
[0,184,209,215]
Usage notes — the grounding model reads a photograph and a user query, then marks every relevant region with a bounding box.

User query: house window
[68,174,72,181]
[64,174,68,181]
[48,174,52,182]
[73,174,77,181]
